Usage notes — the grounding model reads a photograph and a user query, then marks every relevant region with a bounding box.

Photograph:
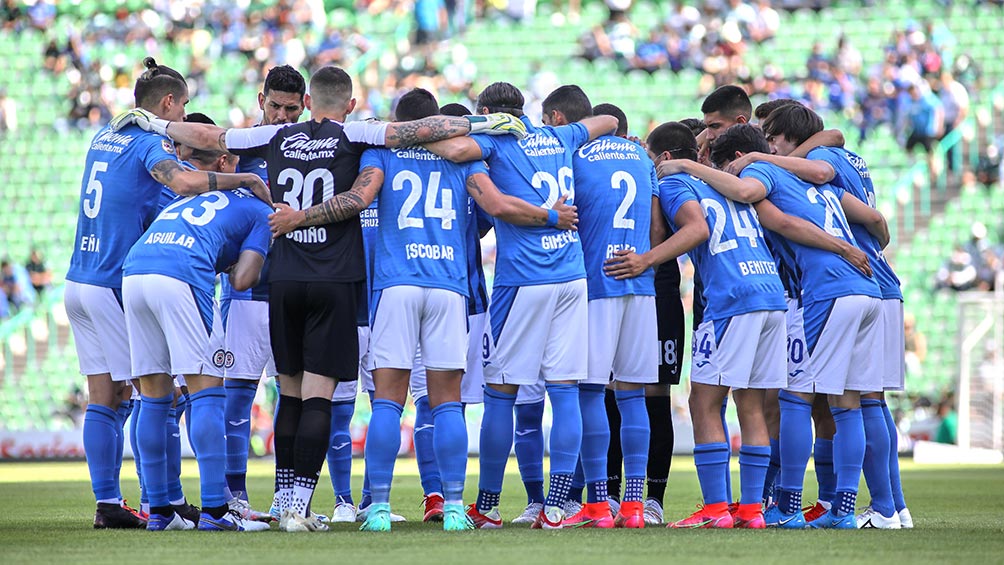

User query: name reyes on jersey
[606,243,636,259]
[281,132,339,161]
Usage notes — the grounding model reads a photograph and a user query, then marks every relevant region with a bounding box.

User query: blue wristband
[546,209,559,227]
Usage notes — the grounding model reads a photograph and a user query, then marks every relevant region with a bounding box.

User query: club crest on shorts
[213,349,227,368]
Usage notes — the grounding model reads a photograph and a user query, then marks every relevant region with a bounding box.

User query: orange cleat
[613,500,645,529]
[562,502,614,529]
[669,503,734,529]
[422,493,444,522]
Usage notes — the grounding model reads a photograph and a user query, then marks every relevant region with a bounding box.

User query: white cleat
[330,501,358,523]
[898,507,914,529]
[512,502,543,524]
[356,504,406,523]
[856,506,902,529]
[607,497,621,517]
[643,499,664,525]
[562,499,583,518]
[280,509,329,532]
[228,498,273,523]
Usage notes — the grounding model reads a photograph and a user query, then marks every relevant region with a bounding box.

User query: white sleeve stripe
[225,124,287,149]
[343,121,388,146]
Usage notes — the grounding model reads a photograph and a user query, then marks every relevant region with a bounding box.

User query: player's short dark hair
[679,118,706,136]
[761,104,824,147]
[592,103,628,136]
[309,66,353,110]
[647,121,699,161]
[541,85,593,124]
[476,82,525,116]
[753,98,802,121]
[700,85,752,120]
[394,88,440,121]
[183,112,228,164]
[710,124,769,168]
[264,65,306,99]
[184,112,215,125]
[134,57,186,108]
[439,102,470,117]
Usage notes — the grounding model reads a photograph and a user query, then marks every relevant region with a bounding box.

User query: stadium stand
[1,0,1002,434]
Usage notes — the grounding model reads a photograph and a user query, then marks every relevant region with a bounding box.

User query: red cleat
[613,500,645,529]
[733,503,766,529]
[465,504,502,529]
[562,502,614,529]
[669,503,734,529]
[422,494,444,522]
[802,501,829,523]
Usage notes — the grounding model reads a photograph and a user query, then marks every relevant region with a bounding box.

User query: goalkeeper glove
[109,108,170,136]
[467,113,528,140]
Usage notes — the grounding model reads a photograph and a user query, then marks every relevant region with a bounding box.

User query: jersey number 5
[83,161,108,219]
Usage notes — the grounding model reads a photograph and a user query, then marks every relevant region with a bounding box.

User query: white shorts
[369,285,467,371]
[880,299,906,392]
[123,274,224,378]
[516,381,546,405]
[690,310,787,390]
[801,295,883,395]
[462,312,488,404]
[586,295,659,385]
[483,279,588,386]
[784,298,814,393]
[65,281,132,382]
[358,326,373,393]
[221,299,276,380]
[332,380,358,403]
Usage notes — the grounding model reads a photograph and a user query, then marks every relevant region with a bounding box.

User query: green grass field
[1,458,1003,564]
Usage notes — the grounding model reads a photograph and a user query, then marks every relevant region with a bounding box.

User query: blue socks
[813,438,835,504]
[136,394,173,508]
[763,436,780,503]
[579,384,610,503]
[189,388,229,508]
[614,388,649,503]
[694,442,730,505]
[721,397,732,502]
[414,395,443,496]
[862,398,895,517]
[129,398,147,506]
[477,387,517,511]
[514,399,545,505]
[166,405,184,503]
[84,404,121,503]
[114,399,132,501]
[365,399,404,505]
[777,391,813,515]
[545,384,582,508]
[327,399,355,505]
[884,402,907,511]
[738,445,771,506]
[830,406,865,517]
[432,401,468,503]
[224,379,257,498]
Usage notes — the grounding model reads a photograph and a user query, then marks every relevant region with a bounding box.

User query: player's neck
[311,112,346,124]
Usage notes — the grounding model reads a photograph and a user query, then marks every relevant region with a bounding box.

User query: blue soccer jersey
[472,116,589,287]
[741,162,881,305]
[465,197,489,315]
[659,173,786,321]
[220,156,272,302]
[123,188,272,298]
[808,146,902,300]
[67,125,181,289]
[357,198,379,326]
[361,147,486,296]
[574,135,658,300]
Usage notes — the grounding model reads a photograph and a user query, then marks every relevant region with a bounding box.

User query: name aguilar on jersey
[141,231,196,249]
[577,138,643,162]
[281,132,340,161]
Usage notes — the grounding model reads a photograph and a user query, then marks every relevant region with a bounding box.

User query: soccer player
[736,104,910,528]
[664,123,886,529]
[270,87,575,532]
[116,65,529,532]
[424,81,618,529]
[69,57,268,529]
[122,184,273,532]
[541,91,658,529]
[221,65,307,522]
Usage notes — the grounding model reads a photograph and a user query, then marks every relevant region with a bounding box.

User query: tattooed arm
[159,122,230,152]
[269,166,382,237]
[384,116,473,147]
[151,160,271,203]
[465,173,578,230]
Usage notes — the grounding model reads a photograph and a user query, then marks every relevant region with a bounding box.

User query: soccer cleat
[172,501,202,525]
[359,502,393,532]
[443,503,475,531]
[669,505,734,529]
[733,512,766,529]
[512,502,543,524]
[764,504,807,529]
[607,497,621,517]
[614,501,645,529]
[802,501,830,523]
[727,501,740,517]
[330,501,358,523]
[357,503,404,523]
[422,493,445,522]
[94,502,147,529]
[466,504,503,529]
[269,497,282,521]
[280,509,329,532]
[856,506,902,529]
[146,511,195,531]
[531,505,564,530]
[562,499,583,518]
[643,498,664,525]
[198,509,271,531]
[807,509,857,530]
[898,507,914,529]
[120,499,144,521]
[562,502,614,529]
[228,497,273,523]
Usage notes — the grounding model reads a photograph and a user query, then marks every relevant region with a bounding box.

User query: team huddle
[67,56,912,533]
